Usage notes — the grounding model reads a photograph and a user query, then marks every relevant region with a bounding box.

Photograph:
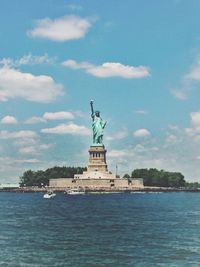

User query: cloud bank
[0,67,63,103]
[41,123,90,136]
[62,59,150,79]
[28,15,91,42]
[133,129,151,138]
[25,111,75,124]
[0,54,53,68]
[0,130,38,140]
[1,116,18,124]
[43,111,74,120]
[172,55,200,100]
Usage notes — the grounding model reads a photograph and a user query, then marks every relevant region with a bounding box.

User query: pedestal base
[87,145,108,172]
[74,145,115,179]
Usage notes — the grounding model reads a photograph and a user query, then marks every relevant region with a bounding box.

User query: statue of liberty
[90,100,107,145]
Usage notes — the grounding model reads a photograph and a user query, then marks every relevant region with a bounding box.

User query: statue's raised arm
[90,100,107,146]
[90,100,94,120]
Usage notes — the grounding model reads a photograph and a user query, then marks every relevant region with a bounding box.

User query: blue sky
[1,0,200,182]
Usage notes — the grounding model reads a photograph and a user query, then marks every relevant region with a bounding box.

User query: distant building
[0,183,20,189]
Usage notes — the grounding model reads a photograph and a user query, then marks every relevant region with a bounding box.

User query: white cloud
[172,55,200,100]
[28,15,91,42]
[43,111,74,120]
[87,63,150,78]
[0,130,38,139]
[185,56,200,81]
[108,149,130,158]
[106,128,128,141]
[165,134,179,145]
[0,67,63,103]
[16,53,53,66]
[171,89,187,100]
[0,54,53,68]
[14,138,38,147]
[133,144,159,153]
[0,130,50,156]
[190,112,200,126]
[25,111,75,124]
[185,128,195,136]
[10,130,51,155]
[19,144,50,155]
[18,146,37,155]
[133,144,146,153]
[63,59,92,69]
[41,123,90,136]
[0,58,13,68]
[135,110,148,115]
[62,59,150,79]
[185,112,200,138]
[1,116,18,124]
[14,158,41,164]
[0,129,50,156]
[25,116,46,124]
[0,129,51,156]
[168,125,180,131]
[133,129,151,138]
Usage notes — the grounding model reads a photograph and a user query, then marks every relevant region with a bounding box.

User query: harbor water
[0,192,200,266]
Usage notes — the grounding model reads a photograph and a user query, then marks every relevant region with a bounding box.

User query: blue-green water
[1,192,200,267]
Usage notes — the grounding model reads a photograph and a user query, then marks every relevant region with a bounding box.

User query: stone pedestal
[88,145,108,172]
[74,145,116,179]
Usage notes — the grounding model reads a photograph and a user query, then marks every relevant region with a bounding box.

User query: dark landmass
[16,166,200,192]
[19,166,87,187]
[129,168,186,187]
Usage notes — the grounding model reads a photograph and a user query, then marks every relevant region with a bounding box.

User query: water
[0,192,200,267]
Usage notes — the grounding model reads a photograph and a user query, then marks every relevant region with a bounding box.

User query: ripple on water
[0,192,200,266]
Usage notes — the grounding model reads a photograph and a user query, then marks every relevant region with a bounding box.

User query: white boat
[43,191,56,199]
[65,188,85,195]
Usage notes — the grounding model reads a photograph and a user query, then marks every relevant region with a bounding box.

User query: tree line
[20,166,198,188]
[124,168,186,187]
[20,166,86,187]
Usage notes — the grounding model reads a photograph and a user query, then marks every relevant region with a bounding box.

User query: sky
[1,0,200,182]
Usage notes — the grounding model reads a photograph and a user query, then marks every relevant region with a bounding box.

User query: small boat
[43,191,56,199]
[65,188,85,195]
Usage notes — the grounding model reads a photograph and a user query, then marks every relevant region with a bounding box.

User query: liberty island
[49,101,144,190]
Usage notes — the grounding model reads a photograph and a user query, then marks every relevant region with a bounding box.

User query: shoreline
[1,186,200,193]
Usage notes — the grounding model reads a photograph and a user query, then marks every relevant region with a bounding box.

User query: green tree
[19,170,37,186]
[185,182,200,189]
[123,173,130,178]
[20,166,86,187]
[131,168,186,187]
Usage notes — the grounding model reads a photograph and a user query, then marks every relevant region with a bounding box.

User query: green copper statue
[90,100,107,145]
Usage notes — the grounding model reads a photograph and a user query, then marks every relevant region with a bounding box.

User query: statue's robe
[92,116,106,144]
